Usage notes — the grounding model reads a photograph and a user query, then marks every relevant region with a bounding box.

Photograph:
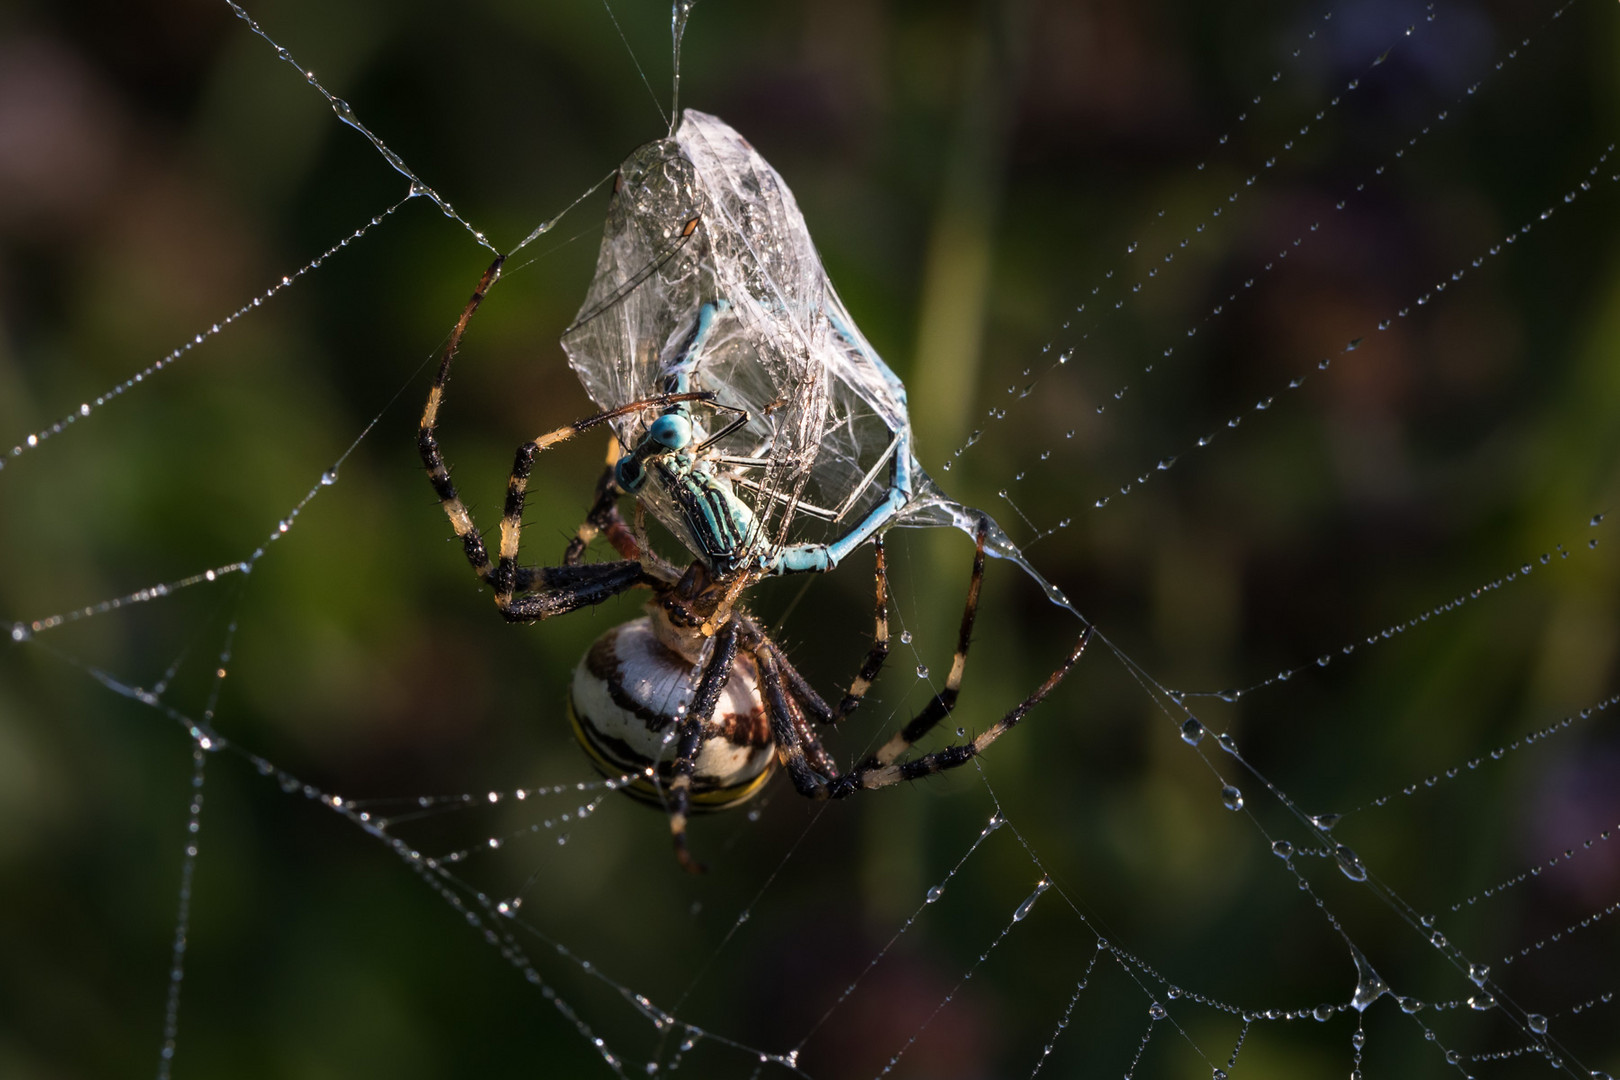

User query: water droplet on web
[1012,878,1050,921]
[1313,1004,1334,1021]
[1271,840,1294,859]
[1148,1001,1167,1019]
[1468,993,1496,1010]
[915,664,929,679]
[925,884,944,903]
[1221,785,1244,811]
[1180,717,1205,745]
[1310,813,1341,832]
[955,726,966,737]
[1334,844,1368,882]
[1349,947,1388,1011]
[900,630,912,644]
[1468,962,1489,985]
[320,465,339,485]
[1527,1013,1548,1034]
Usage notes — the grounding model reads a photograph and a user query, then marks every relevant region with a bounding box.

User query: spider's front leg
[562,465,640,566]
[416,260,708,619]
[561,458,680,584]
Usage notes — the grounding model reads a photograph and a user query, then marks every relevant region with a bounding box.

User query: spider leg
[563,465,641,566]
[752,645,832,799]
[419,257,506,586]
[736,618,837,764]
[760,637,833,726]
[418,258,706,609]
[831,537,891,723]
[493,396,703,609]
[666,618,741,873]
[866,521,988,767]
[827,629,1092,798]
[497,561,653,623]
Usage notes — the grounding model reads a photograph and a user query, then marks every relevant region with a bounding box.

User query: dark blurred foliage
[1,0,1618,1077]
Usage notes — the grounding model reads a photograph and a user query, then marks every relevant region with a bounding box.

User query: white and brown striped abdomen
[568,617,775,810]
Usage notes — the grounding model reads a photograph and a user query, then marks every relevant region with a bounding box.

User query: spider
[416,117,1090,872]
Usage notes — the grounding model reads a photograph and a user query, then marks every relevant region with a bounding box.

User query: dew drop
[1350,947,1388,1011]
[915,664,929,679]
[1221,785,1244,811]
[1527,1013,1548,1034]
[1334,844,1368,882]
[1012,878,1050,922]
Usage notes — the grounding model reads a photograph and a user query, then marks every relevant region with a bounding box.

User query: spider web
[2,1,1618,1078]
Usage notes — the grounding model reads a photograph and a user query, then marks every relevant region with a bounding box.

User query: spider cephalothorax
[416,112,1090,871]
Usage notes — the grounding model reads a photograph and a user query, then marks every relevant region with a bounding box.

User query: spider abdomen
[568,616,775,810]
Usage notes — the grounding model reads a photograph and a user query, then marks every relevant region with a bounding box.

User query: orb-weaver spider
[416,115,1090,872]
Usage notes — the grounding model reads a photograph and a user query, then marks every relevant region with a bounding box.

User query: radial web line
[1072,139,1618,517]
[221,0,497,253]
[941,0,1589,477]
[2,199,409,472]
[1174,509,1614,702]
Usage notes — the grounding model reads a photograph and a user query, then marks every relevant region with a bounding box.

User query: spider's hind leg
[828,629,1092,798]
[865,521,988,769]
[831,537,891,724]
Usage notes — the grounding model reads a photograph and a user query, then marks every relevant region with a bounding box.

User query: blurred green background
[2,0,1619,1076]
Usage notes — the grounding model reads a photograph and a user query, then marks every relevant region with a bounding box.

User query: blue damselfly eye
[614,455,647,492]
[649,413,692,449]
